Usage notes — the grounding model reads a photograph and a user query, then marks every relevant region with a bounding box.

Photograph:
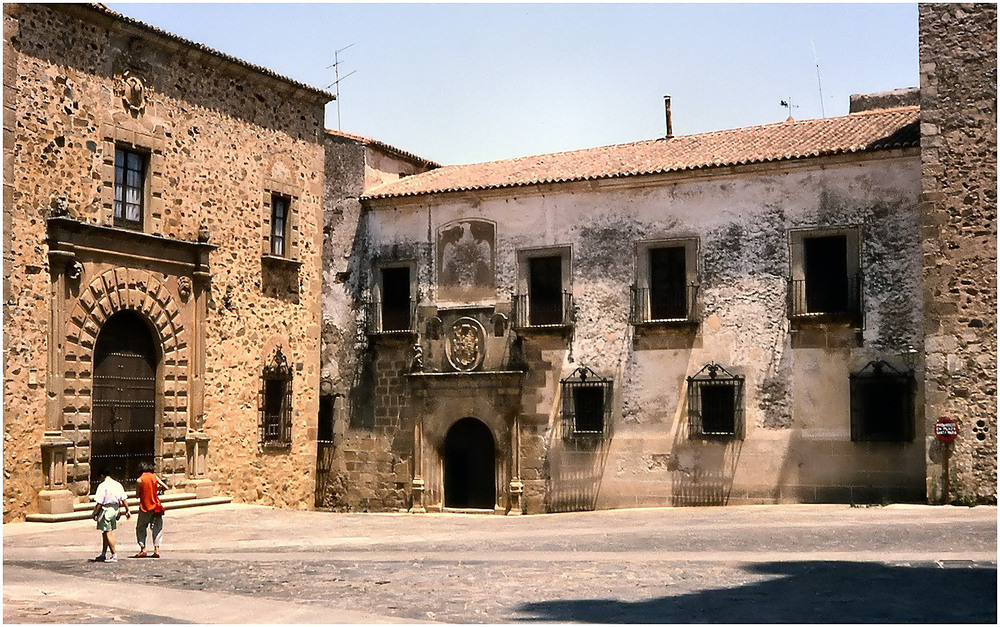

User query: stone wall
[3,4,328,521]
[919,3,998,504]
[358,149,924,513]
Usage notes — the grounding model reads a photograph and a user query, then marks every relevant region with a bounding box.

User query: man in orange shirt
[133,461,168,558]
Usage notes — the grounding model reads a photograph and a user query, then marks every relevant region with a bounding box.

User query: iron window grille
[113,147,146,230]
[561,366,613,439]
[687,363,745,439]
[850,360,916,442]
[259,347,293,448]
[270,194,290,257]
[512,291,574,330]
[630,283,700,324]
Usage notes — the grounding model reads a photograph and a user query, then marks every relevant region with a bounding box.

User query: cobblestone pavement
[4,504,997,623]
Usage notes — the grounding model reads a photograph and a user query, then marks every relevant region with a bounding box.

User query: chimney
[664,95,674,139]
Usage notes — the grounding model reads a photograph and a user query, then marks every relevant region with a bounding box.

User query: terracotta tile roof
[325,129,440,168]
[70,4,333,102]
[363,107,919,200]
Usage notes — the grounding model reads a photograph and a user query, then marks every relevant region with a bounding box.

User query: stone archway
[444,417,496,509]
[64,268,190,495]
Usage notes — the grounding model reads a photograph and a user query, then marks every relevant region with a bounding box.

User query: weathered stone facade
[919,3,998,504]
[3,4,330,521]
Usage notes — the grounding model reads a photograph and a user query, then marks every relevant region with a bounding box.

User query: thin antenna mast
[811,39,826,118]
[327,43,356,130]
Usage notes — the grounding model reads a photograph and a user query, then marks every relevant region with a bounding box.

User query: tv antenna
[327,43,357,130]
[811,39,826,117]
[779,98,799,121]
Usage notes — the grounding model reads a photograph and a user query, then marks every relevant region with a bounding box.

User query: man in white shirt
[91,468,131,563]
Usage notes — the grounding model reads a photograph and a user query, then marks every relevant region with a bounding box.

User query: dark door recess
[91,311,157,494]
[444,417,496,509]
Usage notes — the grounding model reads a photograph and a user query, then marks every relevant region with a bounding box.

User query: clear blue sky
[108,3,919,165]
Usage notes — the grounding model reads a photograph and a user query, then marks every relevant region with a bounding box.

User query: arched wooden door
[444,417,496,509]
[90,311,158,494]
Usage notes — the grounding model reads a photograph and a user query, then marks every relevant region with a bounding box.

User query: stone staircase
[24,491,232,523]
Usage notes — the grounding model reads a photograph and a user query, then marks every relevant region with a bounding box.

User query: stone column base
[184,478,215,499]
[37,489,76,515]
[409,478,426,513]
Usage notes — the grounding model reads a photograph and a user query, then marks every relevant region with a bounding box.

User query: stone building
[3,3,331,522]
[918,3,997,505]
[322,96,928,514]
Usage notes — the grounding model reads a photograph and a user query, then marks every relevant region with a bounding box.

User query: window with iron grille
[850,360,915,442]
[259,347,293,448]
[270,194,290,257]
[561,366,613,438]
[687,363,744,439]
[113,147,146,230]
[788,228,862,322]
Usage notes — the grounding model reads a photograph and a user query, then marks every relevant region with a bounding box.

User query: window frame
[788,227,863,323]
[514,246,573,330]
[850,360,916,443]
[560,366,613,439]
[113,146,148,231]
[632,238,700,325]
[368,262,417,335]
[269,193,291,257]
[259,347,293,449]
[687,362,745,440]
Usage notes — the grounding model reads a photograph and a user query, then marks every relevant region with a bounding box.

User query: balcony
[788,273,863,325]
[365,298,416,335]
[512,291,573,331]
[629,284,699,326]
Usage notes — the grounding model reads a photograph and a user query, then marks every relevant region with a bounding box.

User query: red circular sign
[935,418,959,443]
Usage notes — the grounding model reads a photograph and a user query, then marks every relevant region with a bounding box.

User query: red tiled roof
[363,107,919,200]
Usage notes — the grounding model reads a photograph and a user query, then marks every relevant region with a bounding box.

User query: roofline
[361,108,920,201]
[52,3,334,104]
[325,129,441,169]
[362,146,921,208]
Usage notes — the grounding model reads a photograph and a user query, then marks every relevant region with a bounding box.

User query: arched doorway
[90,310,158,494]
[444,417,496,509]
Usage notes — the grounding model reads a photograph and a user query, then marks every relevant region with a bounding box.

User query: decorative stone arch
[62,267,190,494]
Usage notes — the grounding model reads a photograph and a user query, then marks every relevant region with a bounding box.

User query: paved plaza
[3,503,997,623]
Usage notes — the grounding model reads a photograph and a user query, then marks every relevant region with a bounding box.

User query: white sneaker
[106,555,118,563]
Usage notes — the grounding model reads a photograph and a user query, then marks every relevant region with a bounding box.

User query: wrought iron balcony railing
[788,273,863,323]
[629,284,699,325]
[512,291,573,330]
[365,298,416,335]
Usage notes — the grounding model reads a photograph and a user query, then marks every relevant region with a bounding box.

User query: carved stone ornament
[117,71,148,116]
[446,317,486,372]
[65,260,83,281]
[263,346,292,379]
[177,276,192,301]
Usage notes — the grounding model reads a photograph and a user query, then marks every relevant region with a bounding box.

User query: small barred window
[850,360,915,442]
[687,363,744,439]
[561,366,613,439]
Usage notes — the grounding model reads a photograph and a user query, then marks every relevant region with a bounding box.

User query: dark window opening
[649,246,687,320]
[114,147,146,230]
[851,361,915,442]
[380,266,412,332]
[270,194,289,257]
[259,347,292,447]
[688,363,744,439]
[529,255,564,326]
[318,394,336,443]
[573,386,606,434]
[804,235,849,314]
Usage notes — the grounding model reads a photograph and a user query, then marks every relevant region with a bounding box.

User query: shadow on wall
[516,561,997,623]
[670,415,744,507]
[545,436,613,513]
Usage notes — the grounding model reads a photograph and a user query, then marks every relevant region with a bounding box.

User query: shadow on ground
[516,561,997,623]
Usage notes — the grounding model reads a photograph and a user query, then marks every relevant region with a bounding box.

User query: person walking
[133,461,168,558]
[91,468,131,563]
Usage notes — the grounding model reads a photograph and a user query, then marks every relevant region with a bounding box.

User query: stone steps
[24,492,232,523]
